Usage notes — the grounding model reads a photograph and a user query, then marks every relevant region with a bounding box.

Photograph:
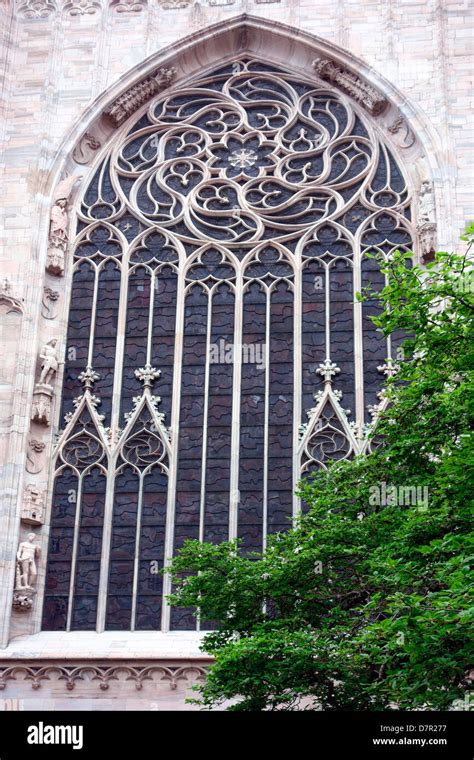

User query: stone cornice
[0,660,211,691]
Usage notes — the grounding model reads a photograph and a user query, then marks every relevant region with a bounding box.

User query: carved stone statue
[418,181,435,225]
[417,181,437,262]
[46,174,82,276]
[15,533,40,590]
[39,338,59,386]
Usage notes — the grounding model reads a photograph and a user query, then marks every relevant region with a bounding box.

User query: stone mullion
[198,287,213,547]
[262,285,271,552]
[96,255,128,632]
[86,262,100,368]
[292,256,302,518]
[160,258,185,633]
[228,267,243,539]
[130,471,144,631]
[65,474,83,631]
[353,236,364,443]
[196,286,213,633]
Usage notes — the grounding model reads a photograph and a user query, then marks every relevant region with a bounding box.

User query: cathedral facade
[0,0,471,710]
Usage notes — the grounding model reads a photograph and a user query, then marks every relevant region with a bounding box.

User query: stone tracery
[43,58,414,632]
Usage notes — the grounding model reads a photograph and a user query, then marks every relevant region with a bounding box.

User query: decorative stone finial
[317,359,341,384]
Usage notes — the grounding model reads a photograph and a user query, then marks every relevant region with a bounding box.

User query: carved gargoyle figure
[46,174,82,276]
[15,533,40,590]
[39,338,59,386]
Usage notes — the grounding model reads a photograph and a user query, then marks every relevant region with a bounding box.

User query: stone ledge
[0,659,211,694]
[1,631,211,660]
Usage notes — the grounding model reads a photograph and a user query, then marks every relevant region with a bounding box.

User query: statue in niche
[15,533,40,590]
[39,338,59,386]
[418,181,435,225]
[417,181,437,263]
[46,174,82,276]
[31,338,59,425]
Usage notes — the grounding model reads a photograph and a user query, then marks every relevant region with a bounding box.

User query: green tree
[167,228,474,710]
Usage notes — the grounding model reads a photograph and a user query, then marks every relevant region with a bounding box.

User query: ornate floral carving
[317,358,341,384]
[21,485,45,525]
[78,365,100,389]
[103,68,176,127]
[135,363,160,388]
[0,662,208,691]
[313,58,388,116]
[72,132,101,164]
[17,0,57,19]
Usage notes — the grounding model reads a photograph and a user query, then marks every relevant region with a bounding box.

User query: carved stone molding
[313,58,388,116]
[21,485,45,525]
[73,132,101,164]
[111,0,146,11]
[63,0,100,14]
[0,662,209,691]
[0,279,23,315]
[31,384,53,426]
[104,68,176,127]
[157,0,191,7]
[17,0,57,18]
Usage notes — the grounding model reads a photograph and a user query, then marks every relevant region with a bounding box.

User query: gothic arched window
[42,59,413,633]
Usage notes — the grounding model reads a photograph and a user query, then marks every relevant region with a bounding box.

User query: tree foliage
[167,228,474,710]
